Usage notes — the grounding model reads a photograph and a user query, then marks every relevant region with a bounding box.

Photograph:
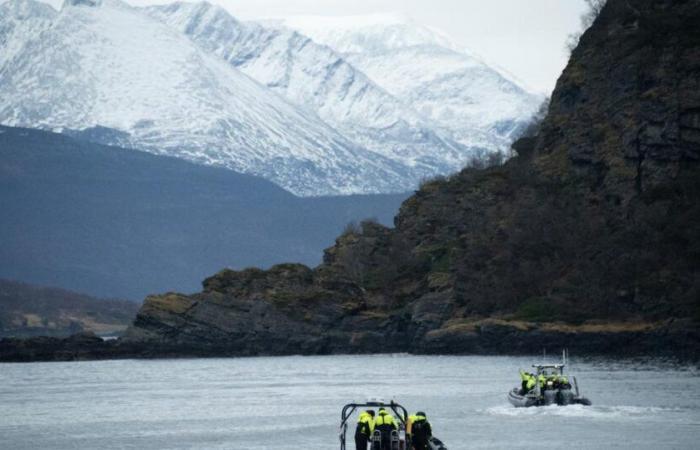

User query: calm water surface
[1,355,698,449]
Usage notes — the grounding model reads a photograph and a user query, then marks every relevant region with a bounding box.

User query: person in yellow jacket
[519,369,536,394]
[355,410,375,450]
[556,375,571,389]
[374,408,397,450]
[537,373,547,390]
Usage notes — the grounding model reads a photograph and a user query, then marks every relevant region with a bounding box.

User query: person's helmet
[416,411,426,417]
[367,410,375,417]
[378,408,387,414]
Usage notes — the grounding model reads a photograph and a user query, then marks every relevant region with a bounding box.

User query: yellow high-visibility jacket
[375,411,397,430]
[357,412,375,437]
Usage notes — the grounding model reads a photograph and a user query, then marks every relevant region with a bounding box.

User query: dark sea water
[1,355,698,449]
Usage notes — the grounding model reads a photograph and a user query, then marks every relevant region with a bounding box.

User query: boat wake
[485,404,687,420]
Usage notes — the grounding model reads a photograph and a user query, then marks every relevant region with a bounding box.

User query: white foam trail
[484,404,686,420]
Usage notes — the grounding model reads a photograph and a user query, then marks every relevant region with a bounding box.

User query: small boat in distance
[508,352,592,408]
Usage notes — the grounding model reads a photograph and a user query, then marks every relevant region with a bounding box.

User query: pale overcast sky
[38,0,589,94]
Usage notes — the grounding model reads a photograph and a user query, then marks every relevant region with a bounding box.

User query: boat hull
[429,437,448,450]
[507,388,539,407]
[507,387,592,407]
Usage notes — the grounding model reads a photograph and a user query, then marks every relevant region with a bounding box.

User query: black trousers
[355,433,369,450]
[413,438,429,450]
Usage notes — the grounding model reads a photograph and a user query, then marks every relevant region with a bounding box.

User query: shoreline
[2,321,697,363]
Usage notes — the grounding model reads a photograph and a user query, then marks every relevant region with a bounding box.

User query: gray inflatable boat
[339,400,449,449]
[508,362,592,407]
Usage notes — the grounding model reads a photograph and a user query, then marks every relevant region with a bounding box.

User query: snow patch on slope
[281,13,541,147]
[0,0,413,195]
[145,2,475,180]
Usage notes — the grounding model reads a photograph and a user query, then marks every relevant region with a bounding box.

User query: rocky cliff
[12,0,697,361]
[121,0,700,358]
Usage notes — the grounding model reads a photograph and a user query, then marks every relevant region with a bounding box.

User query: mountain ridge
[0,0,408,196]
[281,13,542,147]
[0,0,537,196]
[144,1,473,178]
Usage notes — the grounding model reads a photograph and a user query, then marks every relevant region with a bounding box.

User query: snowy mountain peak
[62,0,104,9]
[282,14,541,146]
[0,1,539,196]
[282,12,411,29]
[1,0,56,18]
[282,14,461,55]
[145,2,477,181]
[1,0,413,196]
[152,1,237,24]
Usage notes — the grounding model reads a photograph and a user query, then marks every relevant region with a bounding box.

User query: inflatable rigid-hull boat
[339,401,449,450]
[507,387,592,407]
[508,358,592,408]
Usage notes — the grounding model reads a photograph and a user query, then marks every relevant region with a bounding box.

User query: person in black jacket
[410,412,432,450]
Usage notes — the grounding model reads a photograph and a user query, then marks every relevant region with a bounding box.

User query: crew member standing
[355,410,375,450]
[374,408,397,450]
[519,369,536,394]
[410,412,432,450]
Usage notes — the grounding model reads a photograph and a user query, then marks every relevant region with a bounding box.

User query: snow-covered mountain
[282,14,542,147]
[0,0,412,196]
[0,1,539,196]
[0,0,56,68]
[144,2,471,179]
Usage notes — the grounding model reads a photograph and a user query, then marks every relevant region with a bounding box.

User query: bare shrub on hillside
[342,221,361,236]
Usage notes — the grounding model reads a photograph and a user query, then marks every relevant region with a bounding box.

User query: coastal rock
[121,0,700,358]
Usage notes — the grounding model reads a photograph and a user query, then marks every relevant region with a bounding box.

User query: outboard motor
[543,389,558,405]
[558,388,575,405]
[371,431,382,450]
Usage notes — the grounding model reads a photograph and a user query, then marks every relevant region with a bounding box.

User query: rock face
[122,0,700,358]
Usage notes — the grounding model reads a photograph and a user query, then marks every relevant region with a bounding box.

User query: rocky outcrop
[118,0,700,358]
[4,0,698,362]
